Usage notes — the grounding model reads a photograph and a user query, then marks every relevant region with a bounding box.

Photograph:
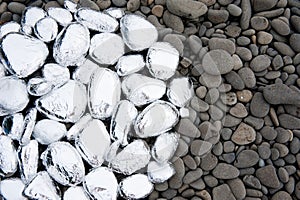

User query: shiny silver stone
[110,100,138,146]
[34,17,58,42]
[121,73,166,106]
[42,63,70,87]
[0,178,27,200]
[110,139,151,175]
[104,141,120,163]
[147,161,175,183]
[63,186,90,200]
[0,63,6,78]
[105,7,125,19]
[146,42,179,80]
[33,119,66,145]
[24,171,61,200]
[75,8,119,32]
[72,58,98,85]
[1,33,49,78]
[119,174,153,199]
[0,76,29,116]
[83,167,118,200]
[64,0,78,13]
[21,7,46,29]
[0,135,18,177]
[89,33,124,65]
[134,101,179,138]
[75,119,111,167]
[27,77,54,96]
[41,142,85,186]
[0,21,21,39]
[66,113,92,140]
[88,68,121,119]
[115,54,145,76]
[167,77,194,107]
[17,140,39,183]
[53,23,90,66]
[47,7,73,26]
[2,113,24,141]
[120,14,158,51]
[151,132,179,163]
[36,80,87,123]
[20,108,37,145]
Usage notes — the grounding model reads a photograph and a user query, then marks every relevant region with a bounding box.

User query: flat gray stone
[263,83,300,105]
[207,9,229,24]
[163,11,184,33]
[190,140,212,157]
[240,0,251,30]
[227,178,246,200]
[250,92,270,118]
[256,165,280,188]
[238,67,256,88]
[278,114,300,129]
[231,123,256,145]
[213,184,236,200]
[250,16,269,30]
[166,0,208,19]
[250,55,271,72]
[208,38,236,55]
[235,150,259,168]
[253,0,278,12]
[290,33,300,53]
[175,118,201,138]
[212,163,239,179]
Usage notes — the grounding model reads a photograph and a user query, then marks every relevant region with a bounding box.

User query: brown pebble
[237,89,253,103]
[152,5,164,17]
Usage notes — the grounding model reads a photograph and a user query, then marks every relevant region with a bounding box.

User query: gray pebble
[183,168,203,184]
[289,33,300,53]
[188,35,202,54]
[274,42,295,57]
[271,17,290,36]
[175,139,189,158]
[225,71,245,90]
[127,0,140,11]
[222,115,242,127]
[250,92,270,118]
[190,96,209,112]
[169,158,185,189]
[189,178,205,190]
[203,175,218,187]
[273,143,289,157]
[207,9,229,24]
[243,175,262,189]
[80,0,100,10]
[240,0,251,30]
[227,4,242,16]
[223,141,235,153]
[200,153,218,171]
[112,0,126,6]
[0,2,7,15]
[161,189,177,199]
[227,178,246,200]
[155,182,169,192]
[229,103,248,118]
[295,182,300,199]
[291,15,300,33]
[191,140,212,157]
[253,0,278,12]
[208,38,235,55]
[278,167,289,183]
[260,126,278,141]
[236,47,252,61]
[244,116,264,130]
[258,143,271,159]
[7,2,25,14]
[163,34,184,55]
[275,127,291,143]
[235,150,259,168]
[250,55,271,72]
[166,0,208,18]
[213,184,236,200]
[256,165,280,188]
[271,191,292,200]
[196,86,207,99]
[205,88,219,104]
[257,31,273,45]
[231,122,256,145]
[225,24,242,38]
[238,67,256,88]
[163,11,184,33]
[199,73,222,88]
[175,118,201,138]
[250,16,269,30]
[290,137,300,154]
[183,155,197,170]
[263,83,300,105]
[212,163,239,179]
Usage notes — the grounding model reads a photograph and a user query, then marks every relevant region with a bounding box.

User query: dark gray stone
[260,126,278,141]
[256,165,280,188]
[235,150,259,168]
[250,92,270,118]
[212,163,239,179]
[163,11,184,33]
[166,0,208,18]
[250,55,271,72]
[175,118,201,138]
[213,184,236,200]
[225,71,245,90]
[208,9,229,24]
[263,83,300,105]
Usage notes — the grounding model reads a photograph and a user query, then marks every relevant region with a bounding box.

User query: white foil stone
[64,0,78,13]
[110,100,138,146]
[0,178,27,200]
[73,58,98,85]
[134,100,179,138]
[110,139,151,175]
[121,73,166,106]
[53,22,90,66]
[88,68,121,119]
[17,140,39,183]
[75,119,111,167]
[33,119,66,145]
[34,17,58,42]
[42,63,70,88]
[115,54,145,76]
[2,113,24,141]
[24,171,61,200]
[151,132,179,163]
[119,174,153,199]
[27,77,54,96]
[36,80,87,123]
[41,142,85,186]
[1,33,49,78]
[63,186,90,200]
[147,161,175,183]
[146,42,179,80]
[47,7,73,26]
[89,33,125,65]
[0,135,18,177]
[0,21,21,39]
[167,77,194,107]
[20,108,37,145]
[105,7,125,19]
[120,14,158,51]
[75,8,119,32]
[66,113,92,140]
[83,167,118,200]
[21,7,46,28]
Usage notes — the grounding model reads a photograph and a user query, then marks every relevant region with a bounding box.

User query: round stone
[202,49,234,75]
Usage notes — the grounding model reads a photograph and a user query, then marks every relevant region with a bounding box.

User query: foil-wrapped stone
[21,7,46,29]
[0,178,27,200]
[53,22,90,66]
[42,63,70,88]
[110,100,138,146]
[83,167,118,200]
[0,135,18,177]
[64,186,90,200]
[105,7,125,19]
[66,113,92,140]
[33,119,66,145]
[0,63,6,78]
[41,142,85,186]
[17,140,39,183]
[88,68,121,119]
[36,80,87,123]
[2,113,24,141]
[20,108,37,145]
[89,33,124,65]
[27,77,54,96]
[115,54,145,76]
[0,21,21,39]
[110,139,151,175]
[75,119,111,167]
[151,132,179,163]
[146,42,179,80]
[0,76,29,116]
[74,8,119,32]
[64,0,78,13]
[47,7,73,26]
[167,77,194,107]
[121,73,166,106]
[119,174,153,199]
[34,17,58,42]
[1,33,49,78]
[73,58,98,85]
[24,171,61,200]
[120,14,158,51]
[147,161,175,183]
[134,101,179,138]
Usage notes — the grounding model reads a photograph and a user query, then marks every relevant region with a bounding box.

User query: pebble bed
[0,0,300,200]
